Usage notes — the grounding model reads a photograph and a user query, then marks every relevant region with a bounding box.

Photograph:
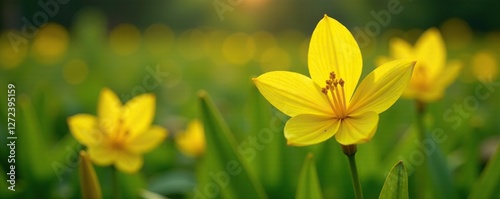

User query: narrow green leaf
[79,151,102,199]
[468,144,500,199]
[379,161,408,199]
[247,85,289,198]
[197,91,268,199]
[295,153,323,199]
[426,131,455,198]
[19,95,80,183]
[18,95,51,180]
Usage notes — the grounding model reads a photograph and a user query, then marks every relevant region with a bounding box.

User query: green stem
[112,166,119,199]
[415,100,427,199]
[347,154,363,199]
[342,145,363,199]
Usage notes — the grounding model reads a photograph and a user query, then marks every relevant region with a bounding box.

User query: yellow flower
[68,88,167,173]
[176,120,205,157]
[252,15,415,146]
[378,28,462,102]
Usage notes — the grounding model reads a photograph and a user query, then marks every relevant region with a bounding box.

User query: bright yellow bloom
[68,88,167,173]
[175,120,205,157]
[378,28,462,102]
[253,15,415,146]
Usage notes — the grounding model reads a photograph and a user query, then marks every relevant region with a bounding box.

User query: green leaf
[247,85,291,198]
[197,91,268,199]
[425,131,455,198]
[468,144,500,199]
[18,95,51,180]
[295,153,323,199]
[79,151,102,199]
[379,161,408,199]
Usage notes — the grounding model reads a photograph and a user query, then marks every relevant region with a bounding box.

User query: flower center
[110,119,129,150]
[413,65,428,90]
[321,71,348,119]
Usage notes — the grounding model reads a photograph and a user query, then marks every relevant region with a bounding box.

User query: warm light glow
[222,32,256,65]
[32,23,69,64]
[472,51,498,81]
[0,30,27,69]
[259,47,290,71]
[108,23,142,56]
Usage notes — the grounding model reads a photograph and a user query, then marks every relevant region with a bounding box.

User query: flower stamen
[322,71,348,119]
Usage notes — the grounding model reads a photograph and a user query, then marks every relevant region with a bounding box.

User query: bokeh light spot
[441,18,472,50]
[472,51,497,81]
[0,30,28,69]
[179,29,208,60]
[109,23,142,56]
[32,23,69,64]
[222,32,256,65]
[260,47,290,71]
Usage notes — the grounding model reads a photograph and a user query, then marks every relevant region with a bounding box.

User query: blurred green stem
[415,100,428,199]
[342,145,364,199]
[112,166,119,199]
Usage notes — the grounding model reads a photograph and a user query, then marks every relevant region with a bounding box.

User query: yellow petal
[122,93,156,138]
[308,14,362,103]
[88,145,116,166]
[435,61,462,90]
[349,60,415,114]
[375,56,391,68]
[126,125,167,154]
[415,28,446,81]
[176,120,205,157]
[418,61,462,102]
[335,111,378,145]
[68,114,102,146]
[97,88,122,135]
[253,71,333,117]
[390,38,413,59]
[115,151,143,173]
[79,151,102,199]
[284,114,340,146]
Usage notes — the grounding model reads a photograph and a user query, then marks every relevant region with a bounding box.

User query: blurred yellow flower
[68,88,167,173]
[175,120,205,157]
[253,15,415,146]
[471,51,497,82]
[378,28,462,102]
[176,120,205,157]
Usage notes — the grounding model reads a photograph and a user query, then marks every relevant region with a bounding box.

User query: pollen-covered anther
[339,79,345,87]
[330,72,336,80]
[321,88,328,94]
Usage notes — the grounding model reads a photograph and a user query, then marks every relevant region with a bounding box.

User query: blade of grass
[468,143,500,199]
[197,91,268,199]
[295,153,323,199]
